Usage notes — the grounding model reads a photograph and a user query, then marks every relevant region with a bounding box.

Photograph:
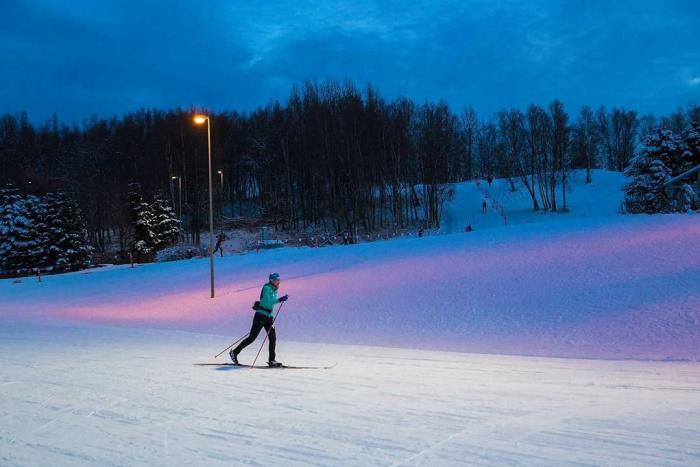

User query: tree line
[1,79,699,257]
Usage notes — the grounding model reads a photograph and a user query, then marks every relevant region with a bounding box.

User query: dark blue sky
[2,0,699,124]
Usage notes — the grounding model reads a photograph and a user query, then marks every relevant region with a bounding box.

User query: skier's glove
[279,295,288,302]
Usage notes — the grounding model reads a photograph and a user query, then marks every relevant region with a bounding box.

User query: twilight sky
[2,0,699,124]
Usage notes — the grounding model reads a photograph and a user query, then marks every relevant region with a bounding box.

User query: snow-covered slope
[2,323,699,466]
[441,170,625,233]
[2,171,699,361]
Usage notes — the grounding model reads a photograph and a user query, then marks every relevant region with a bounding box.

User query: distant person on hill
[487,174,493,187]
[230,273,288,367]
[482,200,488,213]
[465,224,473,232]
[214,233,226,257]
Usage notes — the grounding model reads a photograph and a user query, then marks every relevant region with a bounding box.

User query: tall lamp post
[193,113,215,298]
[217,170,224,230]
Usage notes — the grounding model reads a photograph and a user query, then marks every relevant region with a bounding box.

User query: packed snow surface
[1,170,699,465]
[1,324,699,466]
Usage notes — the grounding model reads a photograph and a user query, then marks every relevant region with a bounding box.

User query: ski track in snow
[1,325,699,466]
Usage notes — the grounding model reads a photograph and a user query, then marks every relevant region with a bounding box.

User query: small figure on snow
[418,227,424,238]
[487,174,493,187]
[230,272,288,367]
[214,232,226,257]
[482,200,488,213]
[465,224,473,233]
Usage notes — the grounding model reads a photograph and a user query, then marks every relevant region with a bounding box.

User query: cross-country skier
[230,272,288,367]
[213,233,225,257]
[482,200,488,213]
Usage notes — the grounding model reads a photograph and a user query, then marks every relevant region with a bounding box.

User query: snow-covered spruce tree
[680,122,700,210]
[43,192,93,272]
[127,182,156,261]
[127,182,144,222]
[653,128,687,175]
[682,121,700,167]
[623,130,675,213]
[150,193,180,250]
[0,185,23,274]
[0,194,47,275]
[133,201,156,261]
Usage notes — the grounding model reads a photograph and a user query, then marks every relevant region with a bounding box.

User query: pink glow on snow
[3,215,699,361]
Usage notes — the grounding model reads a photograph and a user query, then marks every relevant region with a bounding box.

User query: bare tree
[572,106,598,183]
[497,109,526,195]
[462,106,478,180]
[596,107,639,172]
[550,100,570,211]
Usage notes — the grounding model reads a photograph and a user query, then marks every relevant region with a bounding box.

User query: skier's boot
[229,349,239,365]
[268,360,283,368]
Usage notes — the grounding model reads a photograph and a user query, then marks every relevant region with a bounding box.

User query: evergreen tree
[1,194,45,274]
[127,182,156,261]
[623,130,675,213]
[150,193,180,250]
[44,193,93,271]
[133,201,156,260]
[0,185,23,273]
[127,182,144,224]
[682,121,700,167]
[680,122,700,211]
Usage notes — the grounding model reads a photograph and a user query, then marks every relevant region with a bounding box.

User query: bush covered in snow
[155,245,206,262]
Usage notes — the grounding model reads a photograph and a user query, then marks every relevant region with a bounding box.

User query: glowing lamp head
[193,115,208,125]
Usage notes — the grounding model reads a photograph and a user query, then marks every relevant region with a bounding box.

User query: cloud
[1,0,700,124]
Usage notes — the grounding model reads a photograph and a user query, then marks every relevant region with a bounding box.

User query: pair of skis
[194,362,337,370]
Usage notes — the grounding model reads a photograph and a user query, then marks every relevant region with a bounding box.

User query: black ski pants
[233,313,276,361]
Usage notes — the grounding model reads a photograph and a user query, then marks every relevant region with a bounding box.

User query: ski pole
[214,332,249,359]
[251,300,285,368]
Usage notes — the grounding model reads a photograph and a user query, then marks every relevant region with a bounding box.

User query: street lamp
[193,113,215,298]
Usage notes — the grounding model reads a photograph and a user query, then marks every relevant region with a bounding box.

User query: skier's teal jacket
[256,282,279,318]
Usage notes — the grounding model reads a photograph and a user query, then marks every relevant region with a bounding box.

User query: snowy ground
[2,323,700,466]
[2,171,699,465]
[442,170,626,234]
[3,213,698,361]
